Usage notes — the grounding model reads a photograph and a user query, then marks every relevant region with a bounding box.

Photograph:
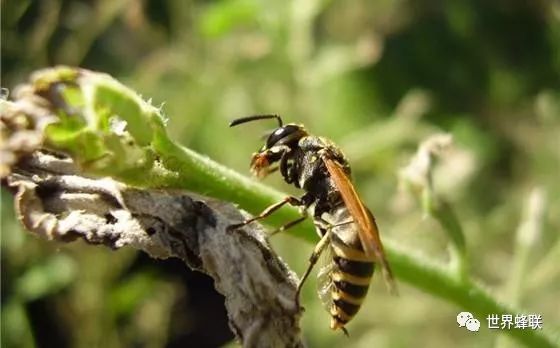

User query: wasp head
[230,115,307,178]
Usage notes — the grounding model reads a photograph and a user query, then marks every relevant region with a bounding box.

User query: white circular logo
[465,318,481,332]
[457,312,474,327]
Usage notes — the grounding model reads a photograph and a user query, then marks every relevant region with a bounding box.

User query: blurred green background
[2,0,560,347]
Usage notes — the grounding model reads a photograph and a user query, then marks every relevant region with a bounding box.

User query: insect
[229,115,396,334]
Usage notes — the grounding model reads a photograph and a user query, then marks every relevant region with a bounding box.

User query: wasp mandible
[229,115,396,334]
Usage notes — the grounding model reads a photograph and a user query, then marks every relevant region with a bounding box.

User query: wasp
[229,115,396,334]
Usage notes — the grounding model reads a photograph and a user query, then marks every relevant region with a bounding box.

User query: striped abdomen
[319,205,376,331]
[329,234,375,330]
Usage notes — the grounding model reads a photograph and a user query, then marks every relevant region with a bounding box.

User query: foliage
[2,1,560,347]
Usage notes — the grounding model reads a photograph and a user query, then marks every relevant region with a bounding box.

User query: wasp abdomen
[334,256,375,278]
[329,234,375,330]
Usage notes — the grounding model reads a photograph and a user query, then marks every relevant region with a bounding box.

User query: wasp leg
[227,196,303,232]
[295,230,331,309]
[330,219,354,229]
[269,213,308,236]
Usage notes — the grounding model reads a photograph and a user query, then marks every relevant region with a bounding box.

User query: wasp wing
[317,244,335,311]
[323,157,397,294]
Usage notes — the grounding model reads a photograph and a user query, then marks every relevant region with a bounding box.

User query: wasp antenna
[229,114,283,127]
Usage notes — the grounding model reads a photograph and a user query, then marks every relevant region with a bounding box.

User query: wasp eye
[266,125,300,148]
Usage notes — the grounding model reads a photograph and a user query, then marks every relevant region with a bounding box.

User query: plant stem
[387,242,558,348]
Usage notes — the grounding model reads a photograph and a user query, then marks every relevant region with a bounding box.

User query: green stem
[388,241,558,348]
[422,186,469,280]
[496,188,546,348]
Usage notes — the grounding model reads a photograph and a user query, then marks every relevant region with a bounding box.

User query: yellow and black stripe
[328,233,375,331]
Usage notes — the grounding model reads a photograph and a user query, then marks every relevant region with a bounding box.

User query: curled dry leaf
[0,85,58,178]
[4,151,304,348]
